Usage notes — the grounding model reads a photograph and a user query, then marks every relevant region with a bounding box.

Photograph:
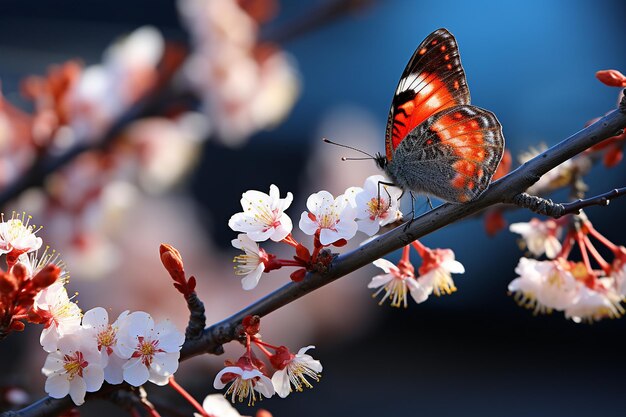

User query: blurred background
[1,0,626,416]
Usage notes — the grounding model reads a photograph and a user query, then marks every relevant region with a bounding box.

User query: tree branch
[4,102,626,417]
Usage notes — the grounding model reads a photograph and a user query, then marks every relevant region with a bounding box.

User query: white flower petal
[83,365,105,392]
[45,374,70,399]
[372,259,397,274]
[241,263,265,290]
[104,353,126,385]
[154,322,184,352]
[367,273,394,289]
[123,358,150,387]
[254,374,275,398]
[202,394,243,417]
[299,212,319,236]
[68,377,87,406]
[82,307,109,330]
[213,366,244,389]
[271,369,290,398]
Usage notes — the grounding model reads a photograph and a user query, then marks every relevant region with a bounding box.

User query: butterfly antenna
[341,156,373,161]
[322,138,375,159]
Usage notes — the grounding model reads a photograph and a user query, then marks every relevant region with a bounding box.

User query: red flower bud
[160,243,185,283]
[242,315,261,336]
[0,272,18,295]
[11,263,29,283]
[596,69,626,87]
[32,264,60,289]
[484,209,507,237]
[290,268,306,282]
[604,147,623,168]
[9,320,25,332]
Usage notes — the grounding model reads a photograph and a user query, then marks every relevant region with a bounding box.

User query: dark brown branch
[5,97,626,417]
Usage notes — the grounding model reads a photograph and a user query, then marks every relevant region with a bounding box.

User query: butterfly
[374,28,505,203]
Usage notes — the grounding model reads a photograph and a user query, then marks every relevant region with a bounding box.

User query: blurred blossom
[509,218,563,259]
[68,26,164,141]
[124,114,207,194]
[0,94,37,188]
[519,145,592,194]
[178,0,300,145]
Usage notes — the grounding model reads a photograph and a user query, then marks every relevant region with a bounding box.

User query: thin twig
[560,187,626,216]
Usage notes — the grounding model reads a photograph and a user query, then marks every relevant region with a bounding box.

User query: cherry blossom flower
[214,356,274,405]
[81,308,129,384]
[509,258,579,313]
[510,218,562,259]
[416,247,465,297]
[564,283,624,323]
[42,333,105,405]
[34,281,82,352]
[270,345,322,398]
[368,258,428,307]
[115,312,184,386]
[0,213,43,256]
[299,191,357,245]
[232,233,271,290]
[353,175,403,236]
[228,184,293,242]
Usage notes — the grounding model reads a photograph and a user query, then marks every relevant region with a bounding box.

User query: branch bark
[4,102,626,417]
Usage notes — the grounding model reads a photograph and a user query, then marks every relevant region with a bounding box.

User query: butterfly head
[374,152,387,171]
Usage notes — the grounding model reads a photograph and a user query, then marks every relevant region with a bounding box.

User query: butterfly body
[380,28,504,203]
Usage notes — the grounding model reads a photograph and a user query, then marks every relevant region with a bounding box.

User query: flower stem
[411,240,427,257]
[558,230,575,259]
[252,340,274,358]
[276,259,306,267]
[583,235,611,274]
[168,376,209,417]
[281,233,300,247]
[253,339,280,350]
[585,222,619,253]
[576,230,594,276]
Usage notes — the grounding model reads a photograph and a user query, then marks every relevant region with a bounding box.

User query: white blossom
[271,346,322,398]
[299,190,357,245]
[42,333,105,405]
[353,175,403,236]
[115,312,184,386]
[228,184,293,242]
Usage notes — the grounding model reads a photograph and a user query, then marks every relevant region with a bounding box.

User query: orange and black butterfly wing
[385,28,471,161]
[388,105,504,202]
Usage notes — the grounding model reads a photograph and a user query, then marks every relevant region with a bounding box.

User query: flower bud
[0,272,18,295]
[31,264,60,289]
[11,263,29,283]
[242,315,261,336]
[596,69,626,87]
[160,243,185,283]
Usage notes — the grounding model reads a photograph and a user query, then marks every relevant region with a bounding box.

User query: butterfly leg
[426,196,433,210]
[402,192,417,231]
[376,180,396,209]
